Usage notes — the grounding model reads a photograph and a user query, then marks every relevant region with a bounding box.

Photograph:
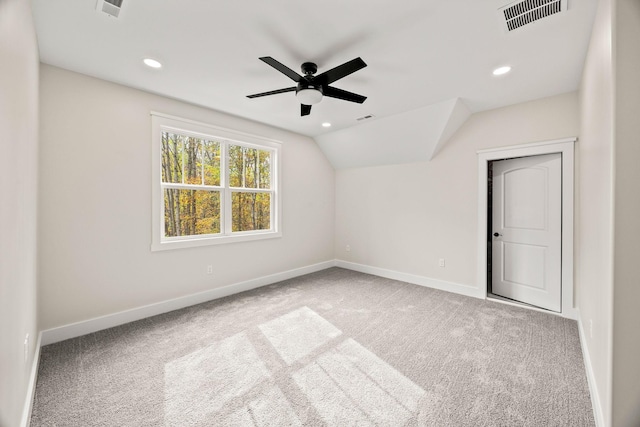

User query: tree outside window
[152,114,280,251]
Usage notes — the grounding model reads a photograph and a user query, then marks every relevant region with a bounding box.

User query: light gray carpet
[31,268,594,426]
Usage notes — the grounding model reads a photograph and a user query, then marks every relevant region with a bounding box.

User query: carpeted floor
[31,268,594,426]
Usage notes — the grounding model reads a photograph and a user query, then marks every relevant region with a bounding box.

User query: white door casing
[491,153,562,311]
[476,138,576,319]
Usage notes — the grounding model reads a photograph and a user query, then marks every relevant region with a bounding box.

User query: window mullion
[201,143,204,186]
[227,188,271,194]
[242,147,246,188]
[181,135,185,184]
[161,183,221,191]
[224,141,232,236]
[257,151,261,189]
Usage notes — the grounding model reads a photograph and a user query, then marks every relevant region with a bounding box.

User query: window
[151,113,281,251]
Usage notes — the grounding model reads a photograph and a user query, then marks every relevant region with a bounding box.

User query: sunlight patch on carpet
[259,306,342,364]
[226,386,302,426]
[293,338,425,426]
[164,332,270,426]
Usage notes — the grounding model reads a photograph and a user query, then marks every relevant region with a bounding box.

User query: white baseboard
[577,309,605,427]
[335,260,483,299]
[41,260,336,346]
[20,331,42,427]
[562,306,579,321]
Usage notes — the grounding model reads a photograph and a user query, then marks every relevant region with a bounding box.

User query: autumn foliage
[161,132,272,238]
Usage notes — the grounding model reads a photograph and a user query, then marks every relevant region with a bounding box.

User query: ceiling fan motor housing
[296,81,323,94]
[298,62,322,98]
[301,62,318,75]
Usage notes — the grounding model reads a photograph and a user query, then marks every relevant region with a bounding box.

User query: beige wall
[612,0,640,425]
[38,65,335,330]
[0,0,40,425]
[576,0,615,424]
[577,0,640,424]
[335,92,579,288]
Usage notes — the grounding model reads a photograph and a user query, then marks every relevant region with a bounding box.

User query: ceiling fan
[247,56,368,116]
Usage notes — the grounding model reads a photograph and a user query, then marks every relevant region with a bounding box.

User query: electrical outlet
[345,245,351,252]
[589,320,593,338]
[207,265,213,274]
[24,333,30,363]
[439,258,445,267]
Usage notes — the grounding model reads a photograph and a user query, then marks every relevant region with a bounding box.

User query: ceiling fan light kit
[296,87,323,105]
[247,56,368,116]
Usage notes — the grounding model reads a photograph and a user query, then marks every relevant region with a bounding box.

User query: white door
[491,153,562,312]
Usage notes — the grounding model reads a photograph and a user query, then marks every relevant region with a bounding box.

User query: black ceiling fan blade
[315,57,367,85]
[323,86,367,104]
[247,87,296,98]
[259,57,303,82]
[301,104,312,116]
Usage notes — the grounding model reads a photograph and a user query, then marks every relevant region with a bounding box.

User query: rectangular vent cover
[356,114,375,121]
[499,0,567,32]
[96,0,123,18]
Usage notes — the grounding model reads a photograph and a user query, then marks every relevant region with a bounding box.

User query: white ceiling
[31,0,596,141]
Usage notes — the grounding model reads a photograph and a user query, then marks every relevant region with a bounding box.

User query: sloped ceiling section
[314,98,471,169]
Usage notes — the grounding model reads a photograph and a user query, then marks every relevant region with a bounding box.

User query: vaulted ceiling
[31,0,597,168]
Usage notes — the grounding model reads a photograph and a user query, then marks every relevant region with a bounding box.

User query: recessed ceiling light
[492,66,511,76]
[322,122,332,128]
[143,58,162,69]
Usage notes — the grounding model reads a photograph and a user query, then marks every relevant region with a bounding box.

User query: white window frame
[151,112,281,251]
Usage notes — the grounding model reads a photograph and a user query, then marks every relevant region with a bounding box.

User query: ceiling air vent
[357,114,375,121]
[96,0,123,18]
[499,0,567,32]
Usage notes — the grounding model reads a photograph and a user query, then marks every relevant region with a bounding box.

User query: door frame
[476,137,577,319]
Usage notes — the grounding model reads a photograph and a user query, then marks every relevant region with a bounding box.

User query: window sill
[151,231,282,252]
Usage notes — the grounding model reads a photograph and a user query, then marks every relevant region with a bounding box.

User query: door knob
[493,232,502,237]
